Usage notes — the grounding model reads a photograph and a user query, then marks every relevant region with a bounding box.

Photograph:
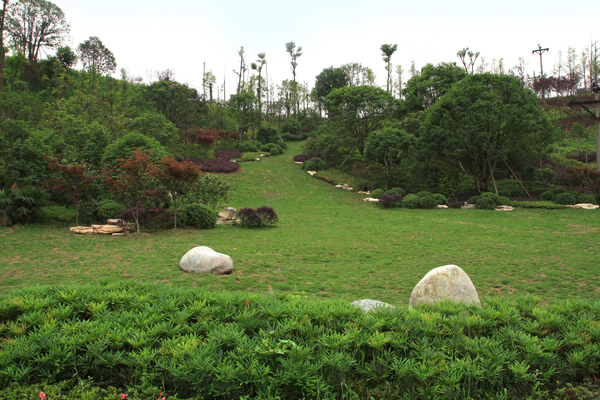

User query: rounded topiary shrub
[419,196,439,209]
[476,197,497,210]
[238,143,250,153]
[552,193,577,205]
[256,125,280,144]
[416,191,434,198]
[179,203,217,229]
[97,199,125,221]
[386,187,406,196]
[480,192,500,202]
[281,132,293,141]
[303,160,318,171]
[540,190,554,201]
[281,118,301,135]
[577,193,597,204]
[278,141,288,149]
[467,196,480,205]
[317,160,329,171]
[432,193,447,205]
[402,194,420,209]
[498,190,512,197]
[497,196,512,206]
[370,188,384,199]
[379,193,403,208]
[248,144,258,152]
[270,148,280,156]
[260,145,272,153]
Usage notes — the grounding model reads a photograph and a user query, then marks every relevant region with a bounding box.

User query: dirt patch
[267,283,274,294]
[567,225,599,235]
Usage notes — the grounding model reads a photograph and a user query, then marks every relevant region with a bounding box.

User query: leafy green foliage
[178,203,216,229]
[256,124,280,144]
[402,62,466,112]
[97,199,124,221]
[552,193,577,205]
[269,147,280,156]
[0,185,47,225]
[476,196,497,210]
[402,193,420,209]
[77,36,116,75]
[385,187,406,196]
[314,67,349,104]
[1,282,599,399]
[101,132,167,168]
[370,188,384,199]
[281,118,302,135]
[239,206,278,227]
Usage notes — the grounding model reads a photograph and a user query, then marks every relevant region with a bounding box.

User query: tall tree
[251,52,266,117]
[341,63,376,86]
[402,62,466,113]
[285,41,302,119]
[0,0,9,95]
[203,70,216,103]
[77,36,116,75]
[233,46,247,95]
[456,47,480,74]
[6,0,70,61]
[380,43,397,93]
[420,73,553,193]
[314,66,349,106]
[324,85,396,156]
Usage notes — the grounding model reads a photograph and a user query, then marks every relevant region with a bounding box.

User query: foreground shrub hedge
[1,282,599,399]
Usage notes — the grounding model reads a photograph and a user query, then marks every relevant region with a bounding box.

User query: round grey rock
[180,246,233,275]
[351,299,394,312]
[409,264,480,308]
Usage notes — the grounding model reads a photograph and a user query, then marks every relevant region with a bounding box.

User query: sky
[48,0,599,99]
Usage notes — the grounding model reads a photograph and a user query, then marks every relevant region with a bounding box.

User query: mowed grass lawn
[1,142,599,306]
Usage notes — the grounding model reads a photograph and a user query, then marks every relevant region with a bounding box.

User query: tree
[101,148,159,233]
[314,66,349,105]
[364,127,415,187]
[55,45,76,68]
[0,0,9,95]
[153,157,202,229]
[323,85,396,156]
[233,46,247,95]
[380,44,398,93]
[402,62,466,113]
[341,63,376,86]
[43,156,96,226]
[251,52,266,117]
[285,41,302,119]
[5,0,70,62]
[456,47,480,74]
[420,73,553,193]
[77,36,116,75]
[203,70,216,102]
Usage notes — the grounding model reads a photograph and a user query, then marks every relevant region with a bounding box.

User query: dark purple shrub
[449,201,464,209]
[239,206,278,227]
[256,206,278,225]
[378,193,403,209]
[122,207,172,230]
[215,149,242,160]
[293,150,323,163]
[200,159,240,173]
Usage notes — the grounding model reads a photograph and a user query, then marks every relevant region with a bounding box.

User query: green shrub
[97,199,124,221]
[179,203,217,229]
[540,190,554,201]
[416,191,433,198]
[479,192,499,202]
[281,118,301,135]
[467,195,479,204]
[185,174,232,210]
[248,144,258,152]
[419,196,439,209]
[317,160,329,171]
[497,189,512,197]
[260,145,271,153]
[476,196,497,210]
[576,193,597,204]
[385,187,406,196]
[496,196,512,206]
[552,192,577,205]
[432,193,447,205]
[278,141,288,149]
[402,193,420,208]
[256,124,280,144]
[513,201,566,209]
[370,188,384,199]
[303,160,318,171]
[281,132,293,141]
[78,199,99,224]
[41,205,76,225]
[269,147,280,156]
[238,143,250,152]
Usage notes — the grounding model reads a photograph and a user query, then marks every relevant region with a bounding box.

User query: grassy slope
[1,142,599,305]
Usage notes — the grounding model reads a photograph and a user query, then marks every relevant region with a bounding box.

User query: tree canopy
[420,73,554,193]
[402,62,466,113]
[77,36,116,75]
[6,0,70,61]
[323,85,396,156]
[314,67,349,105]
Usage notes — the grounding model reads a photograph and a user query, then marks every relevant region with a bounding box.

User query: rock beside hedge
[180,246,233,275]
[409,264,480,308]
[351,299,394,312]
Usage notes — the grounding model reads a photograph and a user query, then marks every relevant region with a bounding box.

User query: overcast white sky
[50,0,598,99]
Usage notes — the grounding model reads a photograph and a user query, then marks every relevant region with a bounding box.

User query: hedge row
[1,282,599,399]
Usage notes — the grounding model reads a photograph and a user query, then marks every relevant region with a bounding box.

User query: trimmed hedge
[0,282,599,399]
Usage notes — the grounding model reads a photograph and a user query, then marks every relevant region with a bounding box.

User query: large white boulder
[180,246,233,275]
[409,264,480,308]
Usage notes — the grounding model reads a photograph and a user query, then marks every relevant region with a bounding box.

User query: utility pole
[532,44,549,98]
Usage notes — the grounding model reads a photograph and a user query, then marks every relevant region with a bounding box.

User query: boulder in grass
[352,299,394,312]
[180,246,233,275]
[409,264,480,308]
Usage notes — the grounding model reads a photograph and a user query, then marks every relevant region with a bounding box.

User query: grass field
[1,142,599,305]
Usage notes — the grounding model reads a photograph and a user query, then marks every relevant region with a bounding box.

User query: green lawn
[1,142,599,305]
